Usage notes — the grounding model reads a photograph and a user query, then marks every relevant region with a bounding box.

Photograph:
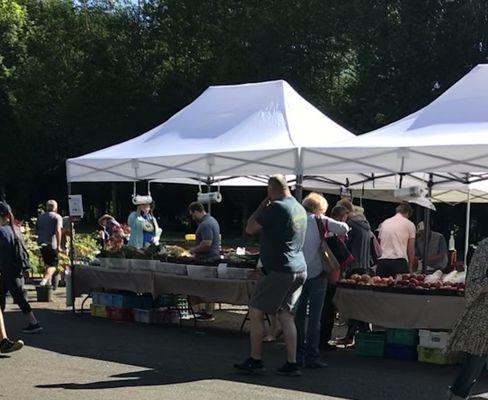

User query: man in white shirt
[377,202,416,277]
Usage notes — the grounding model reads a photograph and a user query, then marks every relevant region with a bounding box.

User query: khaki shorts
[249,271,306,315]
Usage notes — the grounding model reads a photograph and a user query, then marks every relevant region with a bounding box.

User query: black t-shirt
[0,225,15,273]
[256,196,307,273]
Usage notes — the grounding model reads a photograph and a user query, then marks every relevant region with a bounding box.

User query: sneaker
[305,360,328,369]
[0,339,24,354]
[262,334,276,343]
[234,357,266,375]
[321,343,337,352]
[276,362,301,377]
[195,312,215,322]
[21,323,43,334]
[334,337,354,347]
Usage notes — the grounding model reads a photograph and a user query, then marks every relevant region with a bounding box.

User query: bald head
[267,175,291,199]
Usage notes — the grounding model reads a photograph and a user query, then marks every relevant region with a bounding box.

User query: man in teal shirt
[234,175,307,377]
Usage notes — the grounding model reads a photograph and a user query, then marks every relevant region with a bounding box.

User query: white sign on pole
[68,194,84,217]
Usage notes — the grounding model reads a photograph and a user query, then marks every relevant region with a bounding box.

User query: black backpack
[13,231,31,275]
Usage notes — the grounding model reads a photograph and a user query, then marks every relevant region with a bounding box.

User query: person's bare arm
[246,197,269,235]
[55,224,62,253]
[407,238,415,272]
[246,219,263,235]
[190,240,212,255]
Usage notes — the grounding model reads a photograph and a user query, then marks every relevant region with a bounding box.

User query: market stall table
[334,287,466,330]
[73,264,257,333]
[74,265,154,297]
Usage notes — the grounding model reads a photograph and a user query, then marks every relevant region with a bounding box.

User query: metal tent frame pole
[464,187,472,267]
[295,149,304,202]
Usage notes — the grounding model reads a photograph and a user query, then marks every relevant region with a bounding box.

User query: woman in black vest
[0,202,42,334]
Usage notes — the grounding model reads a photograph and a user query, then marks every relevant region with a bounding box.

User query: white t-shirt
[379,213,416,261]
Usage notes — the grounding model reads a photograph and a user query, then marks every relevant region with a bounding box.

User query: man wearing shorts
[234,175,307,376]
[37,200,63,287]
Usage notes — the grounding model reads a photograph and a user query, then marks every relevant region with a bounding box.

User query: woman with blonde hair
[295,192,349,368]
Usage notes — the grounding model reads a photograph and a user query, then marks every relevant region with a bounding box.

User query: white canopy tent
[302,64,488,178]
[164,173,488,204]
[302,173,488,204]
[302,64,488,265]
[66,80,354,183]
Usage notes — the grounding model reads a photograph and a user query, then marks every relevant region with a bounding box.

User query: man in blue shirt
[235,175,307,376]
[188,202,221,322]
[188,202,221,261]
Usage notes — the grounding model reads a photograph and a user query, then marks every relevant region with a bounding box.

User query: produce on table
[98,243,258,269]
[164,245,191,258]
[339,271,465,293]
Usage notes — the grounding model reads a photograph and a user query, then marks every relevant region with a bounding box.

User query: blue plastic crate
[137,295,154,309]
[386,329,418,346]
[91,292,103,305]
[102,293,113,306]
[111,294,126,308]
[111,294,153,309]
[385,343,418,361]
[92,292,113,307]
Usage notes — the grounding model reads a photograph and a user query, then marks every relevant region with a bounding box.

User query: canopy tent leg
[295,174,304,202]
[67,182,76,314]
[464,188,471,267]
[422,174,434,274]
[422,208,430,275]
[207,182,212,215]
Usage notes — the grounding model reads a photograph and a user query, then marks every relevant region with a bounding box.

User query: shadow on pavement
[5,307,488,400]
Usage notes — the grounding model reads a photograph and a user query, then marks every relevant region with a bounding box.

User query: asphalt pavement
[0,287,487,400]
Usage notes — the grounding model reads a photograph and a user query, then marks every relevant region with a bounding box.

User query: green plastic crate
[355,332,386,357]
[386,329,418,346]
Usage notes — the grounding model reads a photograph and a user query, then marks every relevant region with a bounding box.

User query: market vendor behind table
[127,197,162,249]
[414,220,448,274]
[188,202,221,261]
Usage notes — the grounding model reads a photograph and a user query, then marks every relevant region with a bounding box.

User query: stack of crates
[355,331,386,357]
[90,292,111,318]
[91,291,153,322]
[417,330,461,365]
[132,294,184,325]
[385,329,418,361]
[133,308,153,324]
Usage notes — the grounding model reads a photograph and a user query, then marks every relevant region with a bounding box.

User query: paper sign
[68,194,84,217]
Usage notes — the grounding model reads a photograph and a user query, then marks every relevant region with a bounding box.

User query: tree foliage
[0,0,487,228]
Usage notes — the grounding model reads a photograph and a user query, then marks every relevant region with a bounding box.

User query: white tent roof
[302,64,488,175]
[302,174,488,204]
[158,173,488,204]
[67,80,354,182]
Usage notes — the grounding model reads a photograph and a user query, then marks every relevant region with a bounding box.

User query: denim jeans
[295,274,327,363]
[450,353,487,398]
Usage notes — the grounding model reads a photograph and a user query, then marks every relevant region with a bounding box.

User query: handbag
[326,234,355,269]
[315,217,340,277]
